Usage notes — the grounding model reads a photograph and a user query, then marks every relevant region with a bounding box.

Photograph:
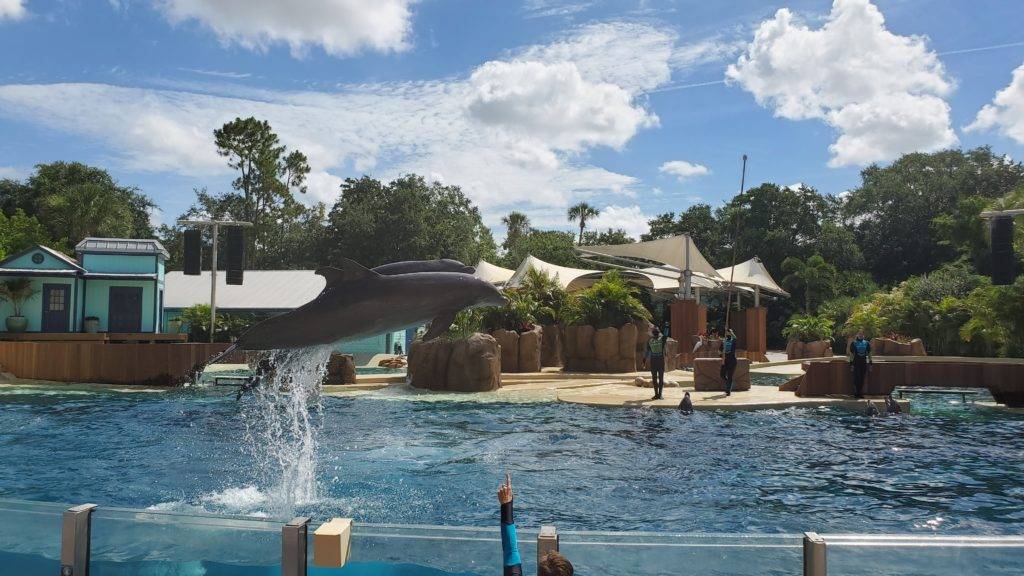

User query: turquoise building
[0,238,167,333]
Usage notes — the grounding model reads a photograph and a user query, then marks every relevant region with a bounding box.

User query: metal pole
[282,517,310,576]
[537,525,559,570]
[210,223,218,343]
[61,503,97,576]
[725,154,747,331]
[803,532,826,576]
[683,235,692,299]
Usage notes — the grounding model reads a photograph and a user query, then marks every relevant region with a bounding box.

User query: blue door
[41,284,69,332]
[108,286,143,333]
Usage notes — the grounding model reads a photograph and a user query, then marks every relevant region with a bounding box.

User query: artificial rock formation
[490,326,542,373]
[408,333,501,392]
[563,321,661,373]
[540,324,562,367]
[491,329,520,373]
[324,353,357,385]
[868,337,927,356]
[786,340,833,360]
[693,357,751,392]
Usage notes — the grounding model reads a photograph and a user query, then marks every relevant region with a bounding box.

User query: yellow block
[313,518,353,568]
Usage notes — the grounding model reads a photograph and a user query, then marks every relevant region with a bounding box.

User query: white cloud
[726,0,957,167]
[0,22,670,216]
[671,37,745,70]
[522,0,591,19]
[659,160,710,181]
[966,61,1024,144]
[468,60,657,153]
[589,205,651,239]
[154,0,414,58]
[0,0,26,20]
[0,166,24,178]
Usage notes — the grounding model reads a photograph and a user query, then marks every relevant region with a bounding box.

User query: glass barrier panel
[89,506,284,576]
[824,534,1024,576]
[0,499,67,576]
[557,531,803,576]
[309,523,536,576]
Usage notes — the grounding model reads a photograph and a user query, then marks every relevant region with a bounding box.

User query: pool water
[0,381,1023,535]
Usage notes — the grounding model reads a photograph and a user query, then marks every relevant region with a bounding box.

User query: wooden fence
[0,341,241,386]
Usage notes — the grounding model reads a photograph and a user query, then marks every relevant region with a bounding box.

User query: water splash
[240,345,333,516]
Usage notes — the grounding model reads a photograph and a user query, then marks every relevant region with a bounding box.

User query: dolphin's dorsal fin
[316,258,380,287]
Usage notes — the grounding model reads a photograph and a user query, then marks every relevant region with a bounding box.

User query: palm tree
[501,211,531,250]
[781,254,837,314]
[567,202,600,244]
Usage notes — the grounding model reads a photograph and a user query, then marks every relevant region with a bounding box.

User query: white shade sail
[473,259,515,285]
[507,255,697,292]
[715,257,790,297]
[578,234,722,279]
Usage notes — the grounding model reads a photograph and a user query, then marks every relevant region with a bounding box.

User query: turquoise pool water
[0,379,1022,536]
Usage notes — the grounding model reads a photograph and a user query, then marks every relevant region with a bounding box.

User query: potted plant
[167,317,183,334]
[0,278,41,333]
[782,314,835,359]
[83,316,101,333]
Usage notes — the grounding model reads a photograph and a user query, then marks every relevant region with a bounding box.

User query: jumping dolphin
[373,259,475,276]
[207,258,505,364]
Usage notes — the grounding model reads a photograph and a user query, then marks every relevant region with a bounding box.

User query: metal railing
[3,499,1022,576]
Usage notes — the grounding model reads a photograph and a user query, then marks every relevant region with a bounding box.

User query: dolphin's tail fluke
[206,343,241,367]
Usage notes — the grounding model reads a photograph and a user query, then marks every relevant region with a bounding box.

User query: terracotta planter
[5,316,27,333]
[167,319,182,334]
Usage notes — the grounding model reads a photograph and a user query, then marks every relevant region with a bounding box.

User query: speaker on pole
[183,229,202,276]
[991,215,1015,286]
[225,226,245,285]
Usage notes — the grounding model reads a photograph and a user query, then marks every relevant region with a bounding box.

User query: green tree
[781,254,837,314]
[843,147,1024,283]
[567,202,600,244]
[642,204,723,264]
[213,117,311,267]
[1,162,154,252]
[581,228,633,246]
[501,211,531,251]
[499,229,579,269]
[322,175,496,267]
[0,209,51,260]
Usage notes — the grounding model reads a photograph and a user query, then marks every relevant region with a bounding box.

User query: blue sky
[1,0,1023,240]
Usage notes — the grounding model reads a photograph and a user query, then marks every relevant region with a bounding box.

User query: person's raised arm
[498,473,522,576]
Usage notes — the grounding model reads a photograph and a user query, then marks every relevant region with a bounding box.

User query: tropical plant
[562,270,651,328]
[481,290,537,333]
[782,314,835,342]
[0,278,40,317]
[518,267,566,325]
[179,304,268,343]
[443,308,484,340]
[781,254,837,314]
[567,202,600,245]
[501,211,531,251]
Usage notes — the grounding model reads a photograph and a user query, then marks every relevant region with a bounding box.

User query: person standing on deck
[720,328,738,396]
[644,327,669,400]
[849,330,873,398]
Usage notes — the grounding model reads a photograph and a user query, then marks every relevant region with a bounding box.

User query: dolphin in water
[208,258,504,364]
[678,391,693,414]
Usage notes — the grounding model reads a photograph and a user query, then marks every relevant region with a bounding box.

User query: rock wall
[563,321,657,373]
[693,358,751,391]
[324,353,356,385]
[408,333,501,392]
[868,337,926,356]
[786,340,834,360]
[490,326,542,373]
[540,324,562,367]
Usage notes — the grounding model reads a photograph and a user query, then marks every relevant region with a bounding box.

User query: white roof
[507,255,695,292]
[473,260,515,285]
[638,266,720,291]
[164,270,326,310]
[77,237,169,259]
[715,257,790,297]
[578,234,722,278]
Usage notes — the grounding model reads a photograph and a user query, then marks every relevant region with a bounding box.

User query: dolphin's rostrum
[208,258,504,364]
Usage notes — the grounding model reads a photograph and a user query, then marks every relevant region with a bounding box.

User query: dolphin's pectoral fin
[422,310,458,341]
[316,258,381,287]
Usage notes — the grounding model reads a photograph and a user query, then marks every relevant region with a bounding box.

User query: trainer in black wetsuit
[498,473,523,576]
[720,329,738,396]
[849,331,872,398]
[645,328,669,400]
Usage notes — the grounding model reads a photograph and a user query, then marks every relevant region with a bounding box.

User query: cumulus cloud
[726,0,956,167]
[468,60,657,153]
[0,0,25,20]
[659,160,710,181]
[589,205,651,239]
[154,0,414,58]
[0,22,672,217]
[966,62,1024,144]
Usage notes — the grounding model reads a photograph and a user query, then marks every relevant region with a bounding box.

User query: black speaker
[183,229,202,276]
[225,226,245,285]
[991,216,1015,286]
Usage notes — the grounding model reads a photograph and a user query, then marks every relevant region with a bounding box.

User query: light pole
[177,219,253,342]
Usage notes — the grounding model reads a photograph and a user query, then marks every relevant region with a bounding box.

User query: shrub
[517,267,566,325]
[179,304,269,343]
[782,314,834,342]
[480,290,537,332]
[562,270,651,328]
